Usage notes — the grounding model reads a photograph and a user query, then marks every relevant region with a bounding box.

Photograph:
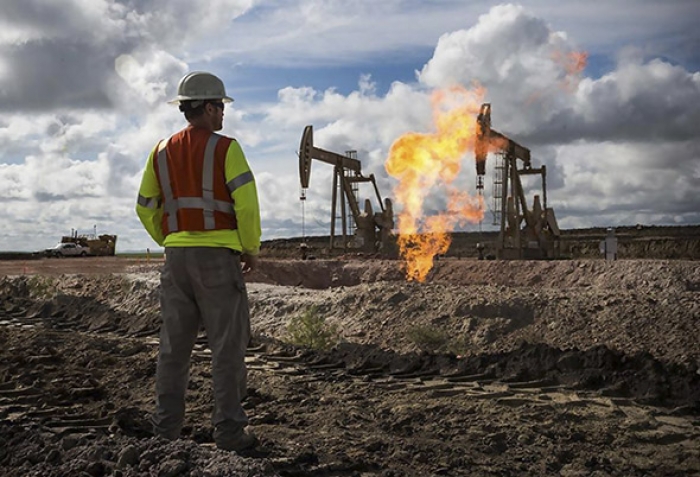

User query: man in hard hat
[136,71,261,452]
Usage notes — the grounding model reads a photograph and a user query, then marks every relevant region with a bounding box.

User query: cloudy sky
[1,0,698,252]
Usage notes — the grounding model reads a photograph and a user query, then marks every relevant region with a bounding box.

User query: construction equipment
[475,103,560,259]
[61,229,117,256]
[298,125,394,254]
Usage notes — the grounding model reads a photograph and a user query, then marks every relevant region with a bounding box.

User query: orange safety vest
[153,127,238,236]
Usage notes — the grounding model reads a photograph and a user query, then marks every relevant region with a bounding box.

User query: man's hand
[241,253,258,273]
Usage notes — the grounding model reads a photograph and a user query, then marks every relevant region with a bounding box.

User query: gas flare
[385,85,486,282]
[552,50,588,92]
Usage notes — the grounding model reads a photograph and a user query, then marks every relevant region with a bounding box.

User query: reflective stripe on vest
[137,195,161,209]
[157,133,235,234]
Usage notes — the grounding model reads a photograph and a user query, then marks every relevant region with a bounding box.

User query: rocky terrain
[0,256,699,476]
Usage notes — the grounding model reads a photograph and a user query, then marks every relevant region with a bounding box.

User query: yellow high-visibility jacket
[135,128,261,255]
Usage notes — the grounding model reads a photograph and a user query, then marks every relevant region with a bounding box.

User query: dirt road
[0,256,163,276]
[1,258,699,476]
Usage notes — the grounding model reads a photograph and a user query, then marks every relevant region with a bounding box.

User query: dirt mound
[1,258,699,476]
[249,258,700,291]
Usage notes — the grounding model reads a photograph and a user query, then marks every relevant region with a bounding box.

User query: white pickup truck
[46,242,90,257]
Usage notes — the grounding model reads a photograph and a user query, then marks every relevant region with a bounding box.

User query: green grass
[407,324,472,355]
[407,325,450,353]
[286,306,339,351]
[26,275,58,299]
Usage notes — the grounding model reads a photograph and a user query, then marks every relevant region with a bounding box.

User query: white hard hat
[168,71,234,104]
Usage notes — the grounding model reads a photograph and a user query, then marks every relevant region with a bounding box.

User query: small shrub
[26,276,57,299]
[286,306,338,351]
[407,324,449,352]
[446,334,471,357]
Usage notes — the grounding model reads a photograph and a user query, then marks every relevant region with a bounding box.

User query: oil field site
[1,231,700,477]
[1,99,700,476]
[1,106,700,476]
[3,1,700,476]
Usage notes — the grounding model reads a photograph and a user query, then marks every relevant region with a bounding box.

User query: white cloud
[549,140,700,225]
[419,3,590,133]
[0,0,250,111]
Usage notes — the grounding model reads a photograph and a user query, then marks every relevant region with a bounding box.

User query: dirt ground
[1,256,699,476]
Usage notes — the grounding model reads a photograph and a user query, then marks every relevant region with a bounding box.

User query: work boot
[216,429,258,453]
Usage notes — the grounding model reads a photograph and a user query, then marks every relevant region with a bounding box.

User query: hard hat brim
[167,95,234,105]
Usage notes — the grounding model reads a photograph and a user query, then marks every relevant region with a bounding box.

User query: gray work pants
[152,247,250,443]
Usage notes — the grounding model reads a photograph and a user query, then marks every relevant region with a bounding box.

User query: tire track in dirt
[2,316,699,476]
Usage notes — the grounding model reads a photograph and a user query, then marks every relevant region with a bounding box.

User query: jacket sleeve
[225,140,262,255]
[135,145,165,246]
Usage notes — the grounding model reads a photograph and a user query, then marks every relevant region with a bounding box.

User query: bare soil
[0,256,699,476]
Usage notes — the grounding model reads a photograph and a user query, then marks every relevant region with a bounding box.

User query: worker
[476,242,485,260]
[135,71,262,453]
[600,227,618,261]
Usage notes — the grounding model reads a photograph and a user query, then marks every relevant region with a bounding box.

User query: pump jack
[475,103,561,259]
[298,125,394,253]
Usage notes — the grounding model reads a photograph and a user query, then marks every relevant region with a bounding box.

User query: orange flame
[385,85,486,282]
[526,49,589,104]
[552,49,588,92]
